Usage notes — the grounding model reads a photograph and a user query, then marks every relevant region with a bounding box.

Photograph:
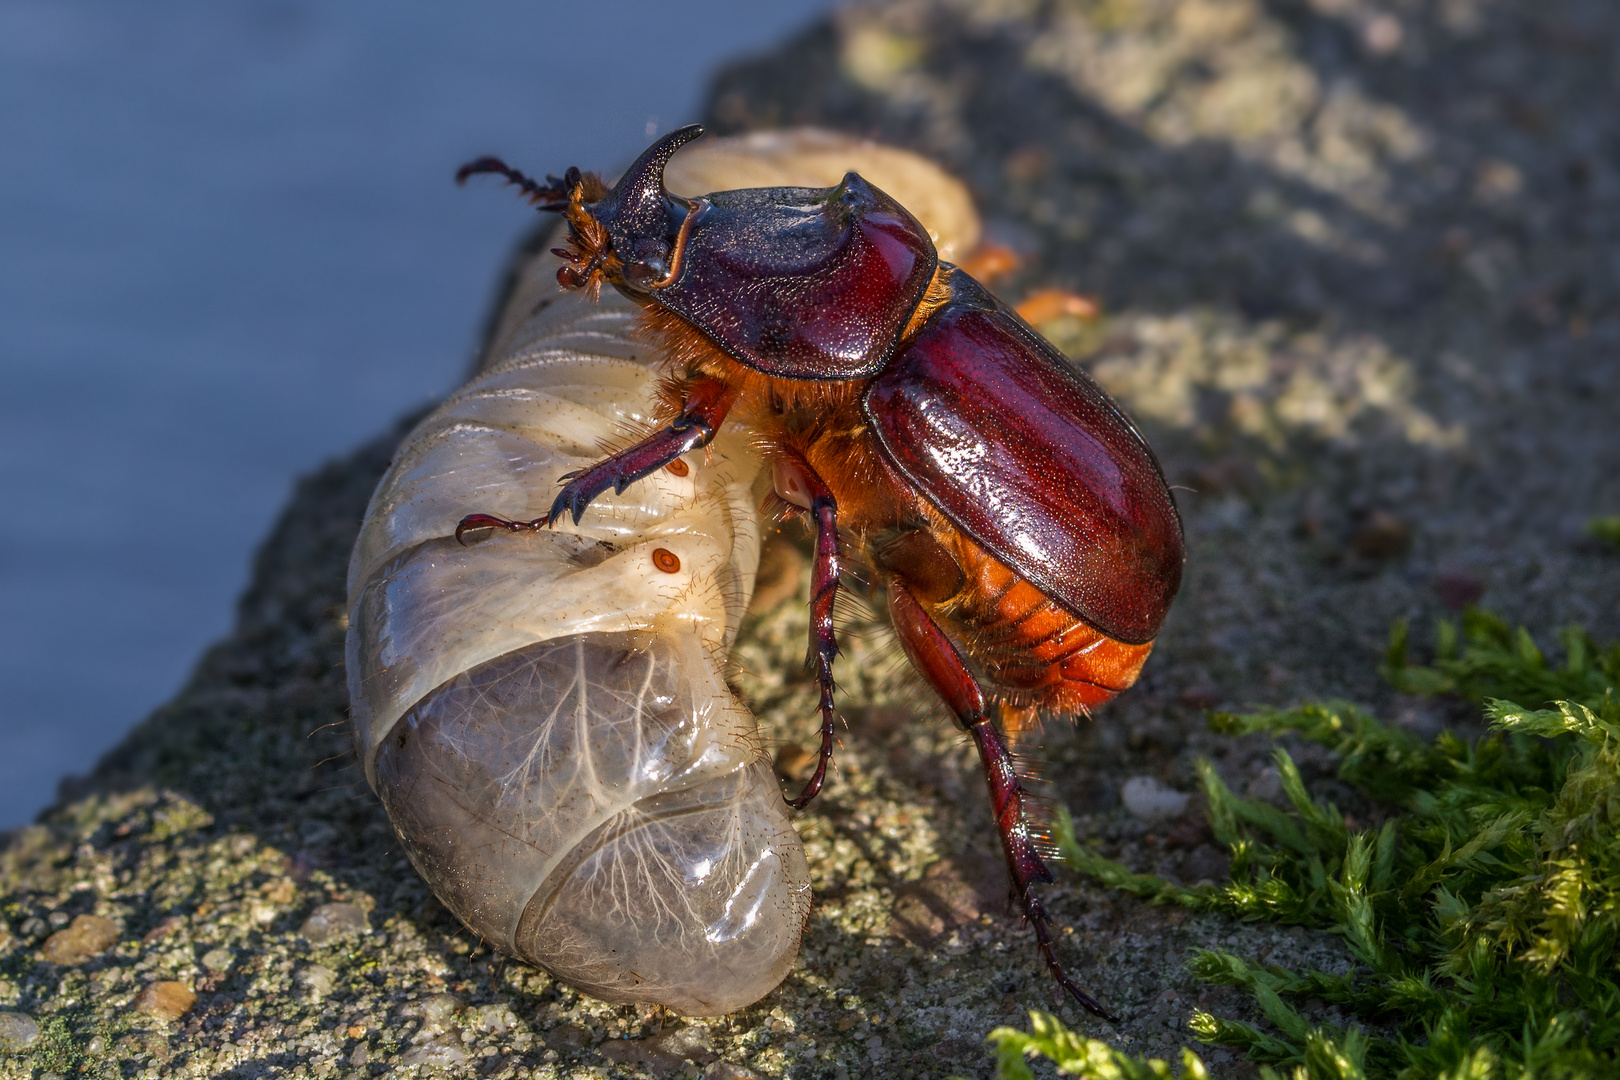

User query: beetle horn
[568,124,705,294]
[596,123,704,225]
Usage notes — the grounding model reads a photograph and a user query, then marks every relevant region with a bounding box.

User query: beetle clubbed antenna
[460,127,705,302]
[455,155,617,298]
[455,156,598,210]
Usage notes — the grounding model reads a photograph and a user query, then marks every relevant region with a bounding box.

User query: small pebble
[546,1023,590,1052]
[1178,685,1222,710]
[400,1039,469,1068]
[1246,767,1286,805]
[0,1011,39,1048]
[1351,510,1411,559]
[299,902,367,944]
[468,1003,518,1035]
[1121,776,1191,820]
[654,1025,716,1064]
[602,1037,685,1072]
[1181,844,1231,884]
[200,947,234,974]
[296,964,337,1001]
[400,992,463,1026]
[133,981,198,1022]
[41,915,119,965]
[703,1063,759,1080]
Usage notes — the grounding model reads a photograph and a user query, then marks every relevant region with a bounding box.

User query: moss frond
[996,612,1620,1079]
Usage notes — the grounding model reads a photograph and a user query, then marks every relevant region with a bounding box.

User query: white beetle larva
[346,132,980,1015]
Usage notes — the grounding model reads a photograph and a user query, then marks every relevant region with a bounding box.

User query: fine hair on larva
[345,131,982,1015]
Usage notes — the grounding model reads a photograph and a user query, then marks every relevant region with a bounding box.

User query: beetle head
[556,125,939,379]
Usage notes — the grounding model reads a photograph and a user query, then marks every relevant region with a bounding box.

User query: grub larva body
[346,132,981,1014]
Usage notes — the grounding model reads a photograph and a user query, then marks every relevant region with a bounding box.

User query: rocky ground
[3,0,1618,1077]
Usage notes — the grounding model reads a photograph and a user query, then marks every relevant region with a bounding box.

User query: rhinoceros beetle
[454,125,1185,1019]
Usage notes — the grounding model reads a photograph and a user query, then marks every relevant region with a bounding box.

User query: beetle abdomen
[943,535,1154,710]
[346,288,810,1015]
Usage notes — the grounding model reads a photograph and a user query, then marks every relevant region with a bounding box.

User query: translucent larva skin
[346,289,809,1015]
[347,132,981,1014]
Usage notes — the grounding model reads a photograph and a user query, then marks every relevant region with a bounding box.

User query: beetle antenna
[455,156,571,211]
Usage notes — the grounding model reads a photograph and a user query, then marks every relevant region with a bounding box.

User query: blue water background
[0,0,831,827]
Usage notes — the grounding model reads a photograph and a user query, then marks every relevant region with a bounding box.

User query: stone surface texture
[4,1,1618,1077]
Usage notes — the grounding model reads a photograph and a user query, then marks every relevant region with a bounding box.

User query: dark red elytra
[454,126,1184,1021]
[864,274,1182,645]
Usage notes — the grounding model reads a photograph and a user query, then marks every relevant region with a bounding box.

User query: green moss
[991,612,1620,1079]
[989,1011,1211,1079]
[32,1013,82,1075]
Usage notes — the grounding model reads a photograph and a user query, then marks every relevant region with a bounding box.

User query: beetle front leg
[455,378,737,542]
[775,451,842,811]
[887,581,1118,1022]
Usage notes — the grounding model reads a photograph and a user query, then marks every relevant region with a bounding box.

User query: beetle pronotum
[347,128,1182,1018]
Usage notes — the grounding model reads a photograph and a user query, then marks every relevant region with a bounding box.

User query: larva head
[555,125,939,379]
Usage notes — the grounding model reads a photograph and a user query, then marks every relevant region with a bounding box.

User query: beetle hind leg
[887,580,1118,1022]
[967,718,1119,1022]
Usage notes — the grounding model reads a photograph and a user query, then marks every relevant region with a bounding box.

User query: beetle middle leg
[455,378,737,542]
[773,450,842,811]
[887,580,1118,1022]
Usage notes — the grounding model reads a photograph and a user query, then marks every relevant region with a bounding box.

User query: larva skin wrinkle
[447,127,1185,1019]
